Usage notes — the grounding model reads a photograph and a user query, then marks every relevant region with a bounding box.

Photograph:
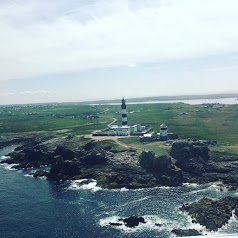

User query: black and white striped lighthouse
[121,98,127,126]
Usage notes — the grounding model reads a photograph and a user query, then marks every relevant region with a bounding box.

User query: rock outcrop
[1,144,54,169]
[170,141,209,175]
[2,137,238,189]
[139,151,183,186]
[180,197,238,231]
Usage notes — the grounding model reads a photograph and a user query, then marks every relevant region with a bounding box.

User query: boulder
[118,216,146,228]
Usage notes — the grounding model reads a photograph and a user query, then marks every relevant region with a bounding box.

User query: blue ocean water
[1,146,238,238]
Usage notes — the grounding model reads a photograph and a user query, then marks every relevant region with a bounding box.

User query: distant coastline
[90,97,238,106]
[82,93,238,105]
[1,93,238,107]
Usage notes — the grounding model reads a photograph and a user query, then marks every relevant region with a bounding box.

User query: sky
[0,0,238,104]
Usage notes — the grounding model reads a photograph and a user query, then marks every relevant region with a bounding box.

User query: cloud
[18,90,49,95]
[127,63,137,68]
[0,89,58,104]
[0,0,238,81]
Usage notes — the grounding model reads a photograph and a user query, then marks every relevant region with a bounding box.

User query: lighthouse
[121,98,128,126]
[160,124,168,141]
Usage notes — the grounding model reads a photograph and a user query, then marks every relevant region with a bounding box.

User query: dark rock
[118,216,146,228]
[32,169,48,178]
[170,141,209,175]
[47,155,82,180]
[109,222,122,227]
[171,229,202,237]
[83,150,107,165]
[155,223,162,227]
[54,145,80,161]
[82,141,96,151]
[4,136,238,190]
[139,151,172,173]
[139,151,183,186]
[2,144,53,169]
[0,136,42,149]
[180,196,238,231]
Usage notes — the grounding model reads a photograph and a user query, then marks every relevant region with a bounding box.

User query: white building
[129,124,141,134]
[108,125,130,136]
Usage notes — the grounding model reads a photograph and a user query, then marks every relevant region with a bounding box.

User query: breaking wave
[68,179,102,192]
[0,163,18,171]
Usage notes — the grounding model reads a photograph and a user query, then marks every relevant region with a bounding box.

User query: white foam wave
[24,174,34,178]
[0,155,10,160]
[182,183,200,188]
[117,196,154,208]
[99,215,167,233]
[188,183,223,194]
[207,183,223,192]
[159,186,173,189]
[189,189,207,194]
[68,179,102,192]
[176,209,207,234]
[0,163,18,171]
[120,187,129,192]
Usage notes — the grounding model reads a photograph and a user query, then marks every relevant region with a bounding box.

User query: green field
[1,102,238,157]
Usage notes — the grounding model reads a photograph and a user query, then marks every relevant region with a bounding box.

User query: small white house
[143,133,153,138]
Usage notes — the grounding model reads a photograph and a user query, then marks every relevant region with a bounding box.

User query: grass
[0,104,113,135]
[118,137,170,156]
[1,102,238,156]
[93,140,125,151]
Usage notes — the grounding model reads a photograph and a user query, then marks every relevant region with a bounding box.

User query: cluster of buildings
[93,98,171,140]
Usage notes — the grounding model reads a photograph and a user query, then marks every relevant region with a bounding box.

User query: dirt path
[114,138,130,148]
[87,117,131,149]
[107,118,117,127]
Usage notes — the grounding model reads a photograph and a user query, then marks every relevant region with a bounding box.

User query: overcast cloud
[0,0,238,104]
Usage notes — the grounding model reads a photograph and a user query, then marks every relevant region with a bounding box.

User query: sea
[96,97,238,106]
[1,146,238,238]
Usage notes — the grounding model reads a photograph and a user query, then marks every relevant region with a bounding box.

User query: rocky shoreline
[2,136,238,190]
[181,196,238,231]
[1,135,238,233]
